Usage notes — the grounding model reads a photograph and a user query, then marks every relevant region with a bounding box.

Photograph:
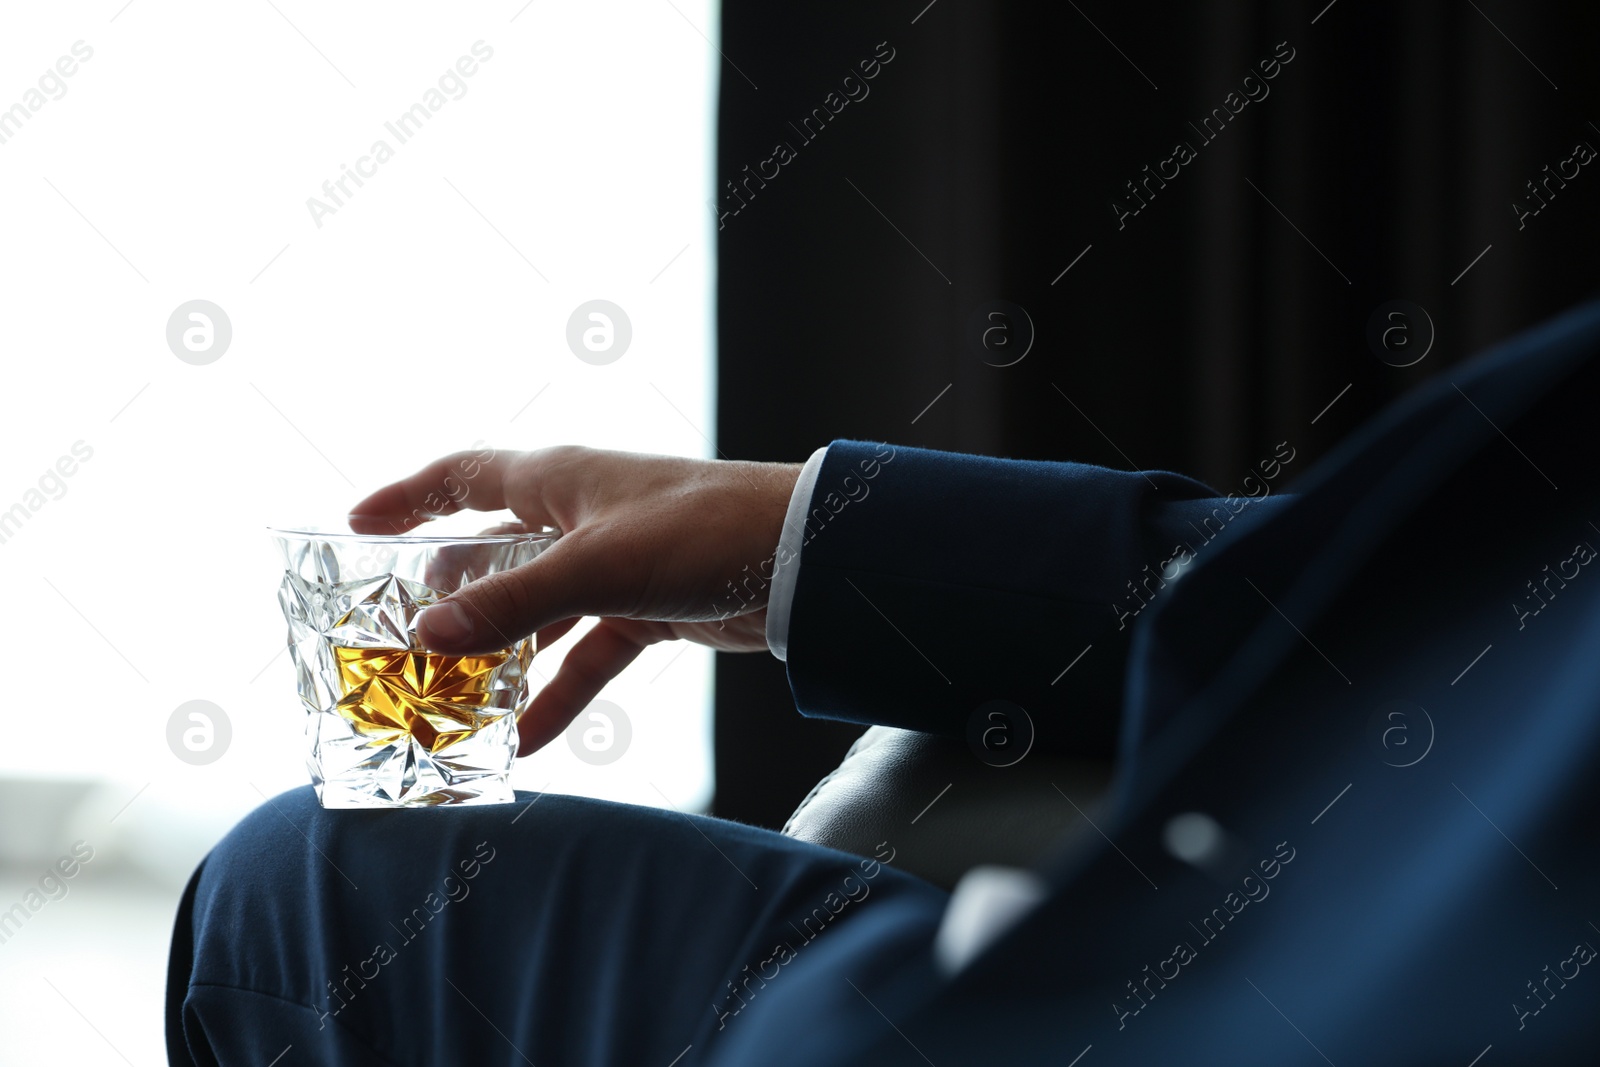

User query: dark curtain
[712,0,1600,827]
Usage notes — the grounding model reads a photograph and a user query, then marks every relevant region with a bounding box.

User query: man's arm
[779,441,1293,757]
[348,441,1291,758]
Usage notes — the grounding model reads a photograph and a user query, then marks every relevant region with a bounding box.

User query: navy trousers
[165,789,948,1066]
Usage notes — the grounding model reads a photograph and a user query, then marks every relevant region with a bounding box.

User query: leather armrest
[781,726,1112,890]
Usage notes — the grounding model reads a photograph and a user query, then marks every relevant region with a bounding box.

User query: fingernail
[421,601,473,646]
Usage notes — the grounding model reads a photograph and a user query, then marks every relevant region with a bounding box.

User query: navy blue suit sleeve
[783,440,1295,756]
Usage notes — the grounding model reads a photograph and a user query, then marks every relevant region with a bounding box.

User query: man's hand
[349,446,802,756]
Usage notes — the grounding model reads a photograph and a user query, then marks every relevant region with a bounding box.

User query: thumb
[415,532,626,654]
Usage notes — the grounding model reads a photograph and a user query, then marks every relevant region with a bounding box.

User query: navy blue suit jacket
[777,298,1600,1063]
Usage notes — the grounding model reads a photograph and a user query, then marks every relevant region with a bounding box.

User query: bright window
[0,1,720,867]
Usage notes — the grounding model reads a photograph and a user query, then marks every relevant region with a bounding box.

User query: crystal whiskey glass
[270,527,555,808]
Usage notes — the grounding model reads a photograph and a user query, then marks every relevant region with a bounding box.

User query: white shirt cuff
[765,445,829,661]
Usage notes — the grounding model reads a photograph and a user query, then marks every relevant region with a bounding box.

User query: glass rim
[267,524,559,546]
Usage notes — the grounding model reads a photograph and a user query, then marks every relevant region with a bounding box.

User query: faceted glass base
[309,699,521,808]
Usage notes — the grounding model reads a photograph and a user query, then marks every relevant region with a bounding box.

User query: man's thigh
[167,786,946,1067]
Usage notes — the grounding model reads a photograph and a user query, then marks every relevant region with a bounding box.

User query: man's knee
[208,784,323,867]
[183,786,337,973]
[196,785,330,902]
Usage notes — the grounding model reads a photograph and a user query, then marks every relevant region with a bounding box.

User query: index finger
[348,447,536,534]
